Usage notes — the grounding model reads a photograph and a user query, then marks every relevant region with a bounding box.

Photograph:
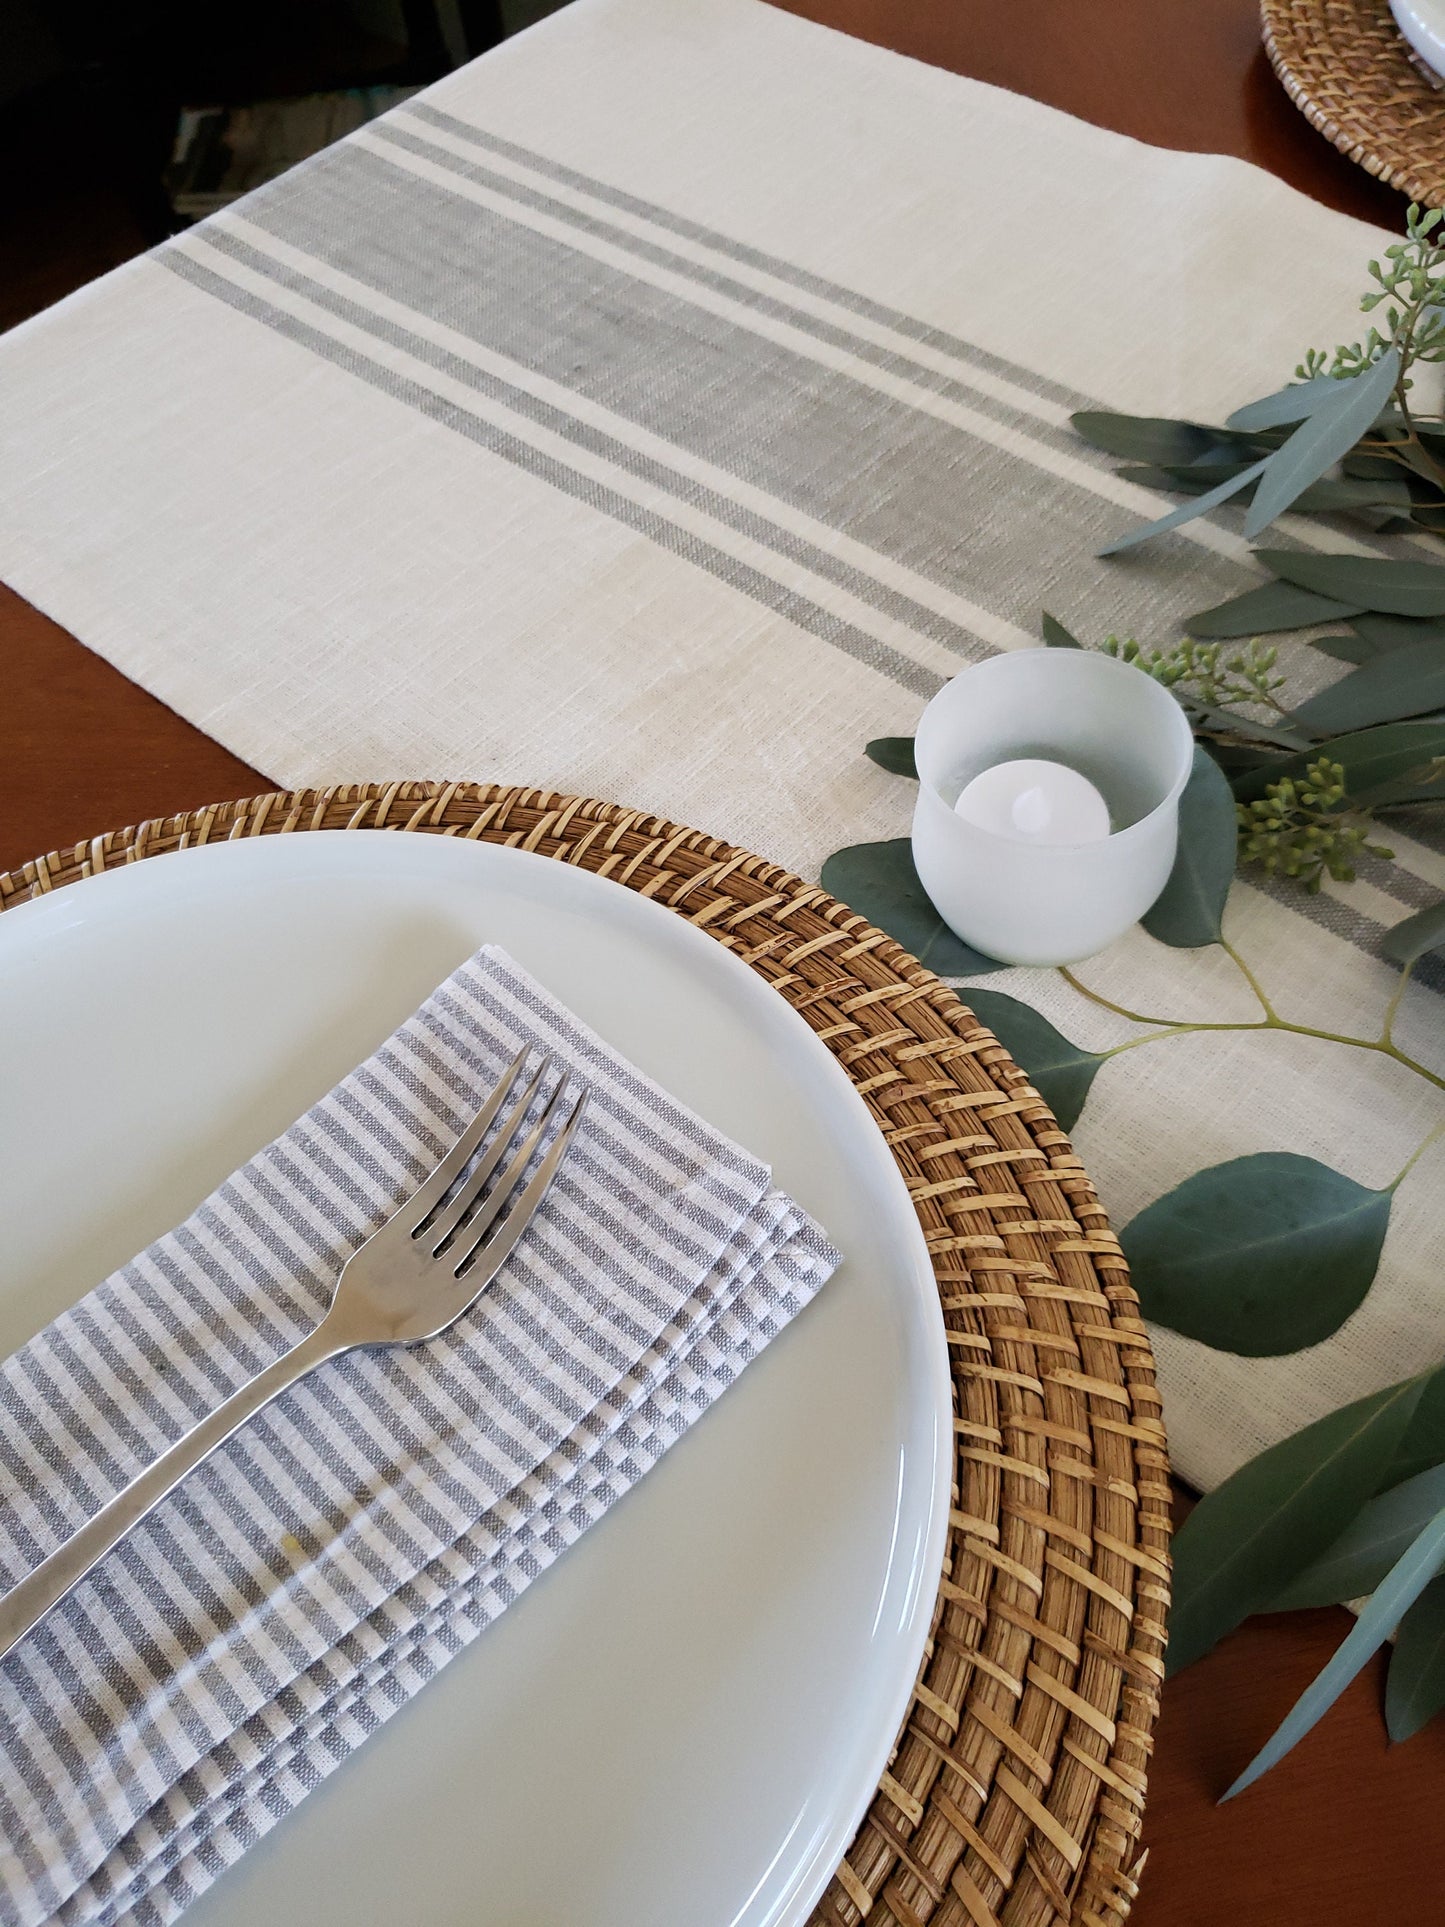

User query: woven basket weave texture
[1264,0,1445,203]
[0,782,1171,1927]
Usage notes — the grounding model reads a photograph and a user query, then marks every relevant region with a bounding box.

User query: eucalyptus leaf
[819,840,1004,977]
[1342,451,1414,481]
[1099,459,1269,557]
[959,988,1106,1132]
[1167,1376,1424,1678]
[1266,1462,1445,1611]
[1140,746,1236,946]
[864,736,918,779]
[1231,719,1445,804]
[1153,473,1409,519]
[1205,741,1290,776]
[1288,475,1416,513]
[1381,435,1444,486]
[1244,349,1400,538]
[1184,580,1365,639]
[1334,721,1445,799]
[1124,1152,1392,1357]
[1313,634,1377,665]
[1040,611,1083,649]
[1386,1574,1445,1741]
[1350,611,1445,651]
[1257,548,1445,617]
[1290,636,1445,734]
[1359,511,1423,536]
[1116,462,1256,496]
[1368,781,1445,808]
[1382,1364,1445,1491]
[1226,373,1353,430]
[1224,1500,1445,1798]
[1187,706,1312,752]
[1070,411,1229,465]
[1381,899,1445,965]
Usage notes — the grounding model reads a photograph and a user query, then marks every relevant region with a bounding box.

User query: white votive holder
[910,650,1195,967]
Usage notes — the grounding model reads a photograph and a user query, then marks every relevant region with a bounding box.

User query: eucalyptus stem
[1389,1117,1445,1192]
[1099,1023,1257,1062]
[1057,968,1176,1028]
[1389,266,1445,491]
[1382,959,1417,1047]
[1391,288,1445,488]
[1222,938,1278,1020]
[1060,956,1445,1094]
[1392,382,1445,493]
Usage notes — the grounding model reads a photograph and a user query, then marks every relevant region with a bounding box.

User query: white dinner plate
[1391,0,1445,77]
[0,830,950,1927]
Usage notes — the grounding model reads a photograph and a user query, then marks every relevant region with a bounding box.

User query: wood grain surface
[2,4,1439,1922]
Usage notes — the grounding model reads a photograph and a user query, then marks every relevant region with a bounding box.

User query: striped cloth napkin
[0,945,839,1927]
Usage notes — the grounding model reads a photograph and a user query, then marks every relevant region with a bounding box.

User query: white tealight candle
[953,758,1111,845]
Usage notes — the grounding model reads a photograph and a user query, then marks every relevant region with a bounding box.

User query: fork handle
[0,1319,351,1667]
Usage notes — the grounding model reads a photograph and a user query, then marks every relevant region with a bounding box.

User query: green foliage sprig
[1064,621,1425,900]
[1302,205,1445,394]
[1099,634,1286,709]
[824,202,1445,1800]
[1046,614,1445,902]
[1071,210,1445,1792]
[1076,203,1445,547]
[1237,758,1393,892]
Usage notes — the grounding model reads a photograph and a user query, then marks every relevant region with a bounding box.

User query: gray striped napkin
[0,946,839,1927]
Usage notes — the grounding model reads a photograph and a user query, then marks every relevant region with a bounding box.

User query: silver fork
[0,1050,588,1666]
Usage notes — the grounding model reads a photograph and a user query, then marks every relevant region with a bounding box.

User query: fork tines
[410,1053,587,1278]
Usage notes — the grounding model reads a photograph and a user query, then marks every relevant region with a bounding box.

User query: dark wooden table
[4,3,1442,1921]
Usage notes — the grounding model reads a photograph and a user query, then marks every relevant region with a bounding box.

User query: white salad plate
[1391,0,1445,79]
[0,829,951,1927]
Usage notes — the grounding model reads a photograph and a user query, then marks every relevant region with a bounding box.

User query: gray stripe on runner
[187,224,989,665]
[1247,872,1445,996]
[400,100,1092,413]
[232,140,1255,645]
[1351,845,1445,915]
[158,247,941,698]
[393,107,1413,578]
[376,116,1445,744]
[371,118,1089,459]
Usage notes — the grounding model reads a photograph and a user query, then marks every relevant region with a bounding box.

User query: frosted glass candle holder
[910,650,1195,967]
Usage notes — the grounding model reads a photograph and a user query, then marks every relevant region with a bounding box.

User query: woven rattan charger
[1264,0,1445,204]
[0,781,1169,1927]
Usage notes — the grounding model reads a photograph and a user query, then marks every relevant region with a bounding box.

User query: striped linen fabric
[0,0,1440,1498]
[0,946,839,1927]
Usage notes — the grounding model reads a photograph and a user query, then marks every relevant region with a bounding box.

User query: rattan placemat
[1264,0,1445,203]
[0,782,1169,1927]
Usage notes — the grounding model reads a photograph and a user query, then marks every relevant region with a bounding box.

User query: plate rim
[0,776,1165,1927]
[0,824,954,1927]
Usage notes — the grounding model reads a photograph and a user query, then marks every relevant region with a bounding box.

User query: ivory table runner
[0,0,1439,1492]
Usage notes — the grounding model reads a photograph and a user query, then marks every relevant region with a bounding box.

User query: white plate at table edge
[0,829,951,1927]
[1390,0,1445,80]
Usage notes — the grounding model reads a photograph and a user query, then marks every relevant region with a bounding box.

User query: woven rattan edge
[1262,0,1445,207]
[0,782,1170,1927]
